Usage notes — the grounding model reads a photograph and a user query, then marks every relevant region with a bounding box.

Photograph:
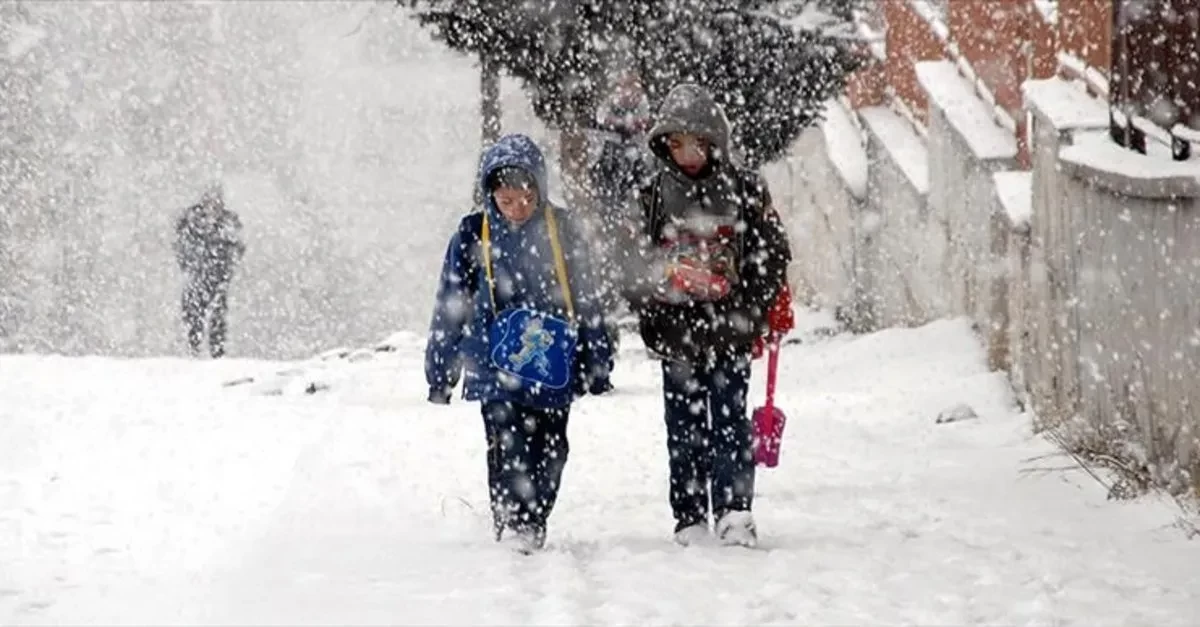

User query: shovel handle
[764,333,780,409]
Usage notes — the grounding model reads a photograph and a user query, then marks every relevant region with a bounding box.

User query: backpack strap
[544,206,576,322]
[643,173,666,242]
[481,212,497,314]
[481,207,576,322]
[733,168,760,259]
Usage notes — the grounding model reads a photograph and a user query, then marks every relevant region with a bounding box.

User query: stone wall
[762,123,859,313]
[1025,78,1200,494]
[767,71,1200,496]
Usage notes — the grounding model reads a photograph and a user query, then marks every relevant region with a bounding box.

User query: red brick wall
[1029,10,1058,80]
[883,0,944,124]
[843,0,1113,167]
[847,60,886,109]
[1058,0,1113,72]
[950,1,1062,166]
[950,2,1028,117]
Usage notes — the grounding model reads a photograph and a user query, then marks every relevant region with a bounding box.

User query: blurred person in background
[173,183,245,358]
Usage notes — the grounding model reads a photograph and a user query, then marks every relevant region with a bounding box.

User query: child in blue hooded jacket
[425,133,614,553]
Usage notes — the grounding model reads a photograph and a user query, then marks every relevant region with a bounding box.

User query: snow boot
[673,522,713,547]
[715,511,758,548]
[499,527,545,555]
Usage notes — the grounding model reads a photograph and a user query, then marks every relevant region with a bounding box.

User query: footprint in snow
[20,600,53,613]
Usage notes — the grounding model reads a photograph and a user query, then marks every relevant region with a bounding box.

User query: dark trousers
[661,356,755,531]
[482,402,571,539]
[182,274,229,358]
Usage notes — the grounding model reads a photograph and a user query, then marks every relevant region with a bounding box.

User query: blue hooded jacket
[424,134,614,408]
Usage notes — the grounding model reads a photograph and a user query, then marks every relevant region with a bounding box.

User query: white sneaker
[715,511,758,548]
[673,523,712,547]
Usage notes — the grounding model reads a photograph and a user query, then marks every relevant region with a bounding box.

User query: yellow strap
[482,211,496,313]
[544,205,576,321]
[480,206,575,321]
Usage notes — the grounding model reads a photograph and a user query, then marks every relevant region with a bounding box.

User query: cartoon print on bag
[510,317,554,376]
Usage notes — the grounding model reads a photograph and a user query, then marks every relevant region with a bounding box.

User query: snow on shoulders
[819,100,869,199]
[915,60,1018,162]
[992,171,1033,231]
[1022,77,1109,131]
[859,106,930,195]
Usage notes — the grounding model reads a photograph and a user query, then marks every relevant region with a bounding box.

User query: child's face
[493,186,537,224]
[666,133,710,176]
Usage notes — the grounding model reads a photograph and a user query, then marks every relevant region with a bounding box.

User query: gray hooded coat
[621,84,791,364]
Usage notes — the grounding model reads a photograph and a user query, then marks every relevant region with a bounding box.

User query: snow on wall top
[915,60,1018,162]
[859,106,930,196]
[1033,0,1059,24]
[1060,131,1200,196]
[992,171,1033,230]
[820,100,869,199]
[1175,124,1200,144]
[1056,52,1110,98]
[1022,77,1109,131]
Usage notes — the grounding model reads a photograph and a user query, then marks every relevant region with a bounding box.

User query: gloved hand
[427,386,452,405]
[752,334,783,359]
[753,285,794,360]
[766,283,795,335]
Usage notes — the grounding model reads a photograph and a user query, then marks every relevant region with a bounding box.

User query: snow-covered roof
[915,60,1018,162]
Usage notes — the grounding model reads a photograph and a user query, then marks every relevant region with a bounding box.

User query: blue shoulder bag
[482,207,579,405]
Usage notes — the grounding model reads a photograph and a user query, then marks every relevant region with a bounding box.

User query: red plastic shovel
[752,335,787,468]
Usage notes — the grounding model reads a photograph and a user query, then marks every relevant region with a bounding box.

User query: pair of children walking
[424,84,792,554]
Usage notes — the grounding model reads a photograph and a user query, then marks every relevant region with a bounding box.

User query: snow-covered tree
[0,1,44,347]
[400,0,864,168]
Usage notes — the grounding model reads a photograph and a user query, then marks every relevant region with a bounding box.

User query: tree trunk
[480,54,501,145]
[558,127,591,211]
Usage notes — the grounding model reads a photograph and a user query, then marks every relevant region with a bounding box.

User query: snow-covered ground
[3,312,1198,625]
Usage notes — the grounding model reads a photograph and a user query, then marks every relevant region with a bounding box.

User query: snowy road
[2,313,1198,625]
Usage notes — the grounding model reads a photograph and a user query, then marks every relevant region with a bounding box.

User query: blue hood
[478,134,549,229]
